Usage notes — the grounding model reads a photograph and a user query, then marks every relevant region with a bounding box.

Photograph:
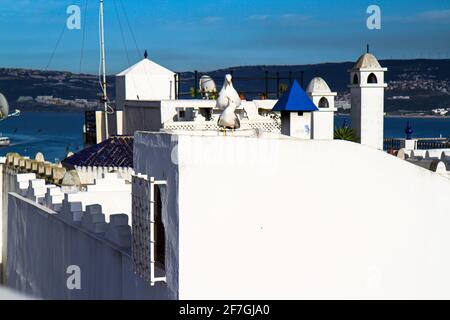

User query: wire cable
[79,0,89,74]
[113,0,131,66]
[119,0,141,59]
[45,22,67,71]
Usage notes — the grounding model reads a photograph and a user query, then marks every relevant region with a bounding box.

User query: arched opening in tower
[368,73,378,84]
[318,97,329,108]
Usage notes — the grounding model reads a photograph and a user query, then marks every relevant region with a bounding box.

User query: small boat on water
[0,136,10,146]
[0,92,21,147]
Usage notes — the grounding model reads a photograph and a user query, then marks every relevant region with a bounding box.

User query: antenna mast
[100,0,109,140]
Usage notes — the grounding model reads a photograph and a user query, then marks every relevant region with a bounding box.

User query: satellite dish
[199,75,217,99]
[0,93,9,120]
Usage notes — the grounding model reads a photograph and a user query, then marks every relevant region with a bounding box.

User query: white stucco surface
[116,59,176,110]
[134,132,450,299]
[6,192,174,299]
[312,110,334,140]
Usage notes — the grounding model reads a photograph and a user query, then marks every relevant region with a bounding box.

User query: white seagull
[218,98,240,131]
[216,74,241,110]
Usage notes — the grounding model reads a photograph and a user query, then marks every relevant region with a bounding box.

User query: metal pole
[177,73,181,99]
[300,71,304,89]
[264,70,269,98]
[194,70,198,98]
[174,74,178,99]
[100,0,109,140]
[276,72,280,98]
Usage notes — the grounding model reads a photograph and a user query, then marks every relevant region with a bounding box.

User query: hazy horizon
[1,57,450,76]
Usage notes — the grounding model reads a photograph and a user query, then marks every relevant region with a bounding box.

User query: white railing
[163,118,281,133]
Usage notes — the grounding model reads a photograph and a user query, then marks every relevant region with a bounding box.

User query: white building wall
[134,133,180,297]
[361,87,384,150]
[121,74,175,102]
[350,67,386,150]
[134,132,450,299]
[351,86,384,150]
[115,59,176,112]
[310,93,336,140]
[124,102,163,135]
[281,112,312,139]
[312,111,334,140]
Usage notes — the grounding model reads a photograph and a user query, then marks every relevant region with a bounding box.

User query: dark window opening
[318,97,329,108]
[368,73,378,84]
[154,185,165,269]
[352,74,359,85]
[178,110,186,119]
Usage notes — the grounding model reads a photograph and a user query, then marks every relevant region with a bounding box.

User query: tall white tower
[349,51,387,150]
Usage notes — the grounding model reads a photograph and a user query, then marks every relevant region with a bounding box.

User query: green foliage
[190,87,198,98]
[334,126,357,142]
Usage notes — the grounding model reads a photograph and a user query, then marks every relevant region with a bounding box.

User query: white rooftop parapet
[426,149,447,159]
[74,166,134,185]
[8,168,132,226]
[15,173,37,194]
[397,148,413,160]
[411,150,427,159]
[105,214,131,248]
[86,172,127,192]
[439,150,450,161]
[434,161,449,177]
[60,197,84,224]
[26,179,46,202]
[58,200,131,248]
[43,186,64,211]
[81,205,107,234]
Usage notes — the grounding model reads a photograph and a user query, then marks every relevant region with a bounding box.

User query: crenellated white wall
[3,169,174,299]
[74,166,133,185]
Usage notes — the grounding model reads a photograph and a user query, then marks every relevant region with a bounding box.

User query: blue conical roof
[273,80,318,112]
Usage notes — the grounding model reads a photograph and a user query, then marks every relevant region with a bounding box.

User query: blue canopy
[272,80,318,112]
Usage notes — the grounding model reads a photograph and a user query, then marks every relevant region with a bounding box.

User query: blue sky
[0,0,449,74]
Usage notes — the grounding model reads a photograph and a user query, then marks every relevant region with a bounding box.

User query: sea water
[335,115,450,139]
[0,112,449,163]
[0,111,84,163]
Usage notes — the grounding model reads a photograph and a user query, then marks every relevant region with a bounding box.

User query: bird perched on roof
[218,98,240,131]
[216,74,241,110]
[199,75,217,100]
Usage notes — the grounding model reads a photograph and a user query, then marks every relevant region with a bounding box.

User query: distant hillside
[0,59,449,112]
[179,59,450,112]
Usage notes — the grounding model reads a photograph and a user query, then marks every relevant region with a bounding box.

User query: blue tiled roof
[272,80,318,112]
[62,136,133,168]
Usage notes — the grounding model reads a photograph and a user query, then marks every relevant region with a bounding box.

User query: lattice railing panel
[163,118,281,133]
